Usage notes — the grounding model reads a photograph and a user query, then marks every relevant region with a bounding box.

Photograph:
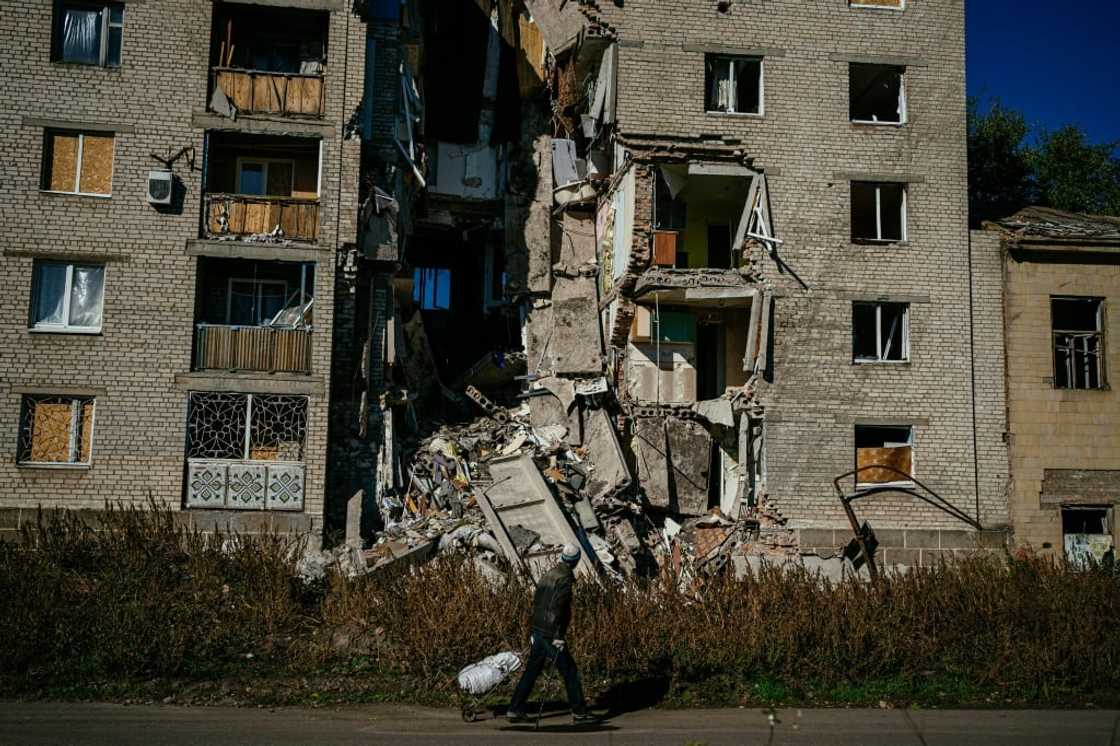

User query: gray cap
[560,543,581,564]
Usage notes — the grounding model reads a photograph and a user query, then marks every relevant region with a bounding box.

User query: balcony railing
[195,324,312,374]
[212,67,326,119]
[205,194,320,243]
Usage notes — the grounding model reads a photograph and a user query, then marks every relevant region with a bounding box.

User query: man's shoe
[506,711,531,724]
[571,712,601,725]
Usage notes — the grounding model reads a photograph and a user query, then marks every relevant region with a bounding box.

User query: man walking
[507,544,599,725]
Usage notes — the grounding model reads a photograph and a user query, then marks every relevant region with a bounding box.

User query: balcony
[195,324,312,374]
[193,257,314,374]
[205,193,320,243]
[203,132,321,244]
[212,68,325,119]
[208,2,328,121]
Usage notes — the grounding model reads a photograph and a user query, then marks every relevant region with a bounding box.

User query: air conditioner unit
[147,169,172,205]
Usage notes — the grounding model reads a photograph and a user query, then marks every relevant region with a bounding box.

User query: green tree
[967,98,1035,225]
[1031,125,1120,216]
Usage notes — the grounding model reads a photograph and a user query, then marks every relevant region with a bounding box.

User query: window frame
[704,54,765,117]
[853,301,910,364]
[851,181,907,243]
[849,63,907,126]
[412,267,452,311]
[29,260,106,334]
[52,2,125,67]
[186,392,308,464]
[854,424,915,489]
[235,157,296,197]
[17,395,97,468]
[1051,295,1107,390]
[41,130,115,197]
[225,277,290,326]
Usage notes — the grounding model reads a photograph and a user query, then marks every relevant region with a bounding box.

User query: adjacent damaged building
[983,208,1120,566]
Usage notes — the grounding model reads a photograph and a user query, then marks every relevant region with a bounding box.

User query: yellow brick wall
[1005,252,1120,552]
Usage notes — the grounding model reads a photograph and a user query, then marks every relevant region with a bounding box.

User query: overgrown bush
[2,506,1118,705]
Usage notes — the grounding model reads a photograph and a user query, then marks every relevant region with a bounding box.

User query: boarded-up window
[855,425,913,485]
[43,130,114,195]
[18,395,96,465]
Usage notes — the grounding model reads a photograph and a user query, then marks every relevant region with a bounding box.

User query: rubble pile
[354,383,799,586]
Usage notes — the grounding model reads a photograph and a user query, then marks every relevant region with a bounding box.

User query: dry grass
[2,505,1118,706]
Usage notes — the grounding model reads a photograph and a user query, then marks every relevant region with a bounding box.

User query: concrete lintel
[684,286,756,301]
[838,415,931,426]
[174,372,325,396]
[191,111,333,138]
[21,116,136,134]
[827,52,928,68]
[186,239,326,263]
[688,162,756,177]
[683,44,786,58]
[833,290,931,304]
[10,385,109,397]
[3,248,131,263]
[215,0,344,11]
[832,171,926,184]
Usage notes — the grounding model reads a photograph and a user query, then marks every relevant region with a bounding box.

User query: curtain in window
[34,263,68,325]
[62,6,102,64]
[68,266,105,327]
[707,59,732,111]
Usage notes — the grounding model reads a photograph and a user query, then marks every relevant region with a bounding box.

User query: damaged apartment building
[345,0,1010,579]
[0,0,1011,576]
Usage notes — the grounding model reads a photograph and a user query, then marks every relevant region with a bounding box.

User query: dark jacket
[530,562,574,640]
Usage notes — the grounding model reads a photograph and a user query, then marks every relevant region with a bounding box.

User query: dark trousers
[509,629,587,715]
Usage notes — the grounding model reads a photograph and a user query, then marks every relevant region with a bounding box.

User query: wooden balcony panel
[213,68,326,119]
[206,194,320,242]
[196,325,312,374]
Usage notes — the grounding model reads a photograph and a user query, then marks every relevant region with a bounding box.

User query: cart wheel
[461,703,478,723]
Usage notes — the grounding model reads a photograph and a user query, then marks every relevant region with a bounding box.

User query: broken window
[236,158,295,197]
[413,267,451,311]
[186,392,307,462]
[1062,506,1113,568]
[853,302,908,363]
[30,261,105,332]
[850,63,906,124]
[53,2,124,66]
[855,425,913,486]
[705,55,763,115]
[18,395,96,466]
[42,130,114,196]
[1052,297,1105,390]
[851,182,906,242]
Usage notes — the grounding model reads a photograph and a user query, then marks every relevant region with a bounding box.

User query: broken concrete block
[582,407,631,501]
[665,417,711,516]
[549,276,604,376]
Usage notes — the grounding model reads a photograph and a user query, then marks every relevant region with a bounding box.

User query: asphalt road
[0,702,1117,745]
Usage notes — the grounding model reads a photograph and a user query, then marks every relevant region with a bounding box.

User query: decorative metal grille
[18,395,95,465]
[186,392,307,461]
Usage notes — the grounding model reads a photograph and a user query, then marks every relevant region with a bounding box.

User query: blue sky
[966,2,1120,145]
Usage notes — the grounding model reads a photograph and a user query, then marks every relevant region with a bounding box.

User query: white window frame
[30,261,106,334]
[850,65,907,126]
[42,131,114,198]
[705,55,765,117]
[1051,296,1106,390]
[226,278,289,326]
[852,182,907,243]
[855,424,915,489]
[235,157,296,197]
[17,395,97,468]
[854,301,909,364]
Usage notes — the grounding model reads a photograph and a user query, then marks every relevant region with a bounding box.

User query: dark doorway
[697,321,721,401]
[707,224,732,269]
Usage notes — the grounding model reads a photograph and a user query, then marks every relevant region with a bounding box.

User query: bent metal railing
[831,465,983,586]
